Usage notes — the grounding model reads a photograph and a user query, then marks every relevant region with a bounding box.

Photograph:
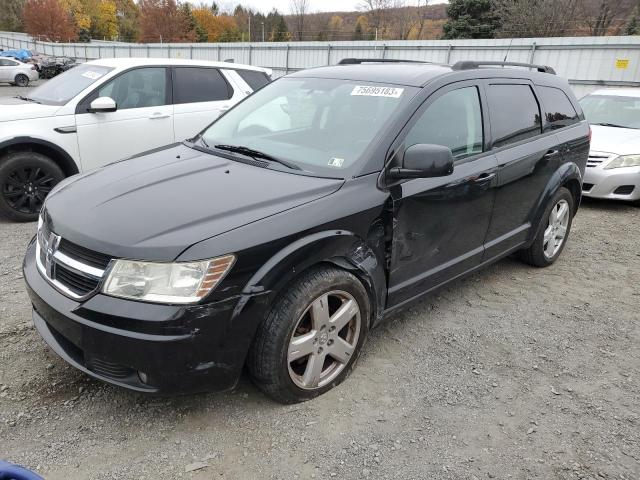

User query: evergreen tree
[442,0,500,39]
[626,7,639,35]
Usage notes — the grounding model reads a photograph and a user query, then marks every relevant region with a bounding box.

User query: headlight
[605,154,640,169]
[102,255,236,304]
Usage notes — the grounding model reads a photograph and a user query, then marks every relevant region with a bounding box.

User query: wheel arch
[528,162,582,244]
[0,137,79,177]
[241,230,387,328]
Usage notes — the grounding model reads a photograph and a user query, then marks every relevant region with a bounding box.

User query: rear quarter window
[237,69,271,91]
[487,84,542,149]
[537,86,580,130]
[173,67,233,104]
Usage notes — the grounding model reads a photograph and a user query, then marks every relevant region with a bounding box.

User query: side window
[98,67,167,110]
[237,69,270,91]
[487,84,542,149]
[173,67,232,104]
[538,86,579,130]
[0,59,17,66]
[405,86,483,160]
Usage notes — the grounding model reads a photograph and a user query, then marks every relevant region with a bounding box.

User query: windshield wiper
[592,122,635,129]
[15,95,40,104]
[214,144,301,170]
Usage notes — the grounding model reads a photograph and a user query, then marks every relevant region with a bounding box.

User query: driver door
[75,67,174,171]
[387,82,498,308]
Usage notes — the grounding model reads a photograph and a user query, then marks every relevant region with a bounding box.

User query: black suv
[24,59,590,403]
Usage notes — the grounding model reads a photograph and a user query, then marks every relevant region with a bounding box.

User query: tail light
[31,65,36,70]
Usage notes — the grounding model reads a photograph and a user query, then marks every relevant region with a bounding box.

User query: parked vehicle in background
[24,59,589,404]
[579,89,640,204]
[0,58,272,221]
[37,56,78,79]
[0,57,38,87]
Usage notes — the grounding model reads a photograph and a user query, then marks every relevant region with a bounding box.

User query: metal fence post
[285,43,290,74]
[146,44,150,58]
[446,44,453,64]
[217,44,221,61]
[190,44,193,59]
[327,44,331,65]
[529,42,537,64]
[248,44,252,65]
[381,44,387,59]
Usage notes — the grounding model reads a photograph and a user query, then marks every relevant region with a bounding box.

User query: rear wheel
[519,187,574,267]
[248,267,370,404]
[0,152,65,222]
[14,74,29,87]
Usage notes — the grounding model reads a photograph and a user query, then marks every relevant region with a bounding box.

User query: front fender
[242,229,387,326]
[528,161,582,244]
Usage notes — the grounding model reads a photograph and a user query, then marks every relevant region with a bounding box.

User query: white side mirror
[88,96,117,113]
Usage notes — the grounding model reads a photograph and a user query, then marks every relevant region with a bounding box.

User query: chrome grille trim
[35,225,109,301]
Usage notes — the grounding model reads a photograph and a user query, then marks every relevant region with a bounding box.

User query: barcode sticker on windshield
[351,86,404,98]
[81,71,104,80]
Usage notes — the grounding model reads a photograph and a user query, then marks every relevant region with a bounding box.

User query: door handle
[149,113,170,119]
[543,149,559,159]
[471,172,496,183]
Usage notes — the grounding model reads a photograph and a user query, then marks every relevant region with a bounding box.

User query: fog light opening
[138,371,148,384]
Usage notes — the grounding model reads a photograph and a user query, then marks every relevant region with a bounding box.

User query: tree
[626,7,639,35]
[290,0,310,40]
[193,8,238,42]
[493,0,580,38]
[138,0,195,42]
[93,0,118,39]
[0,0,26,32]
[353,14,370,40]
[327,15,344,40]
[581,0,635,36]
[23,0,77,41]
[441,0,499,39]
[268,10,289,41]
[115,0,139,41]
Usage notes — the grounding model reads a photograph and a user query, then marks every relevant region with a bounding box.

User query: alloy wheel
[2,166,55,215]
[15,74,29,87]
[287,290,361,390]
[543,199,570,259]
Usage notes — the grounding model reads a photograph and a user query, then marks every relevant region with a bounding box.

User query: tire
[14,74,29,87]
[0,151,65,222]
[248,266,370,404]
[519,187,574,267]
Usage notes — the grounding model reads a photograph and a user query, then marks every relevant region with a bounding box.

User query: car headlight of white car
[102,255,236,304]
[605,154,640,169]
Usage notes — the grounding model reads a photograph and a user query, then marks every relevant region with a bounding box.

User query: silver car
[0,57,39,87]
[580,89,640,203]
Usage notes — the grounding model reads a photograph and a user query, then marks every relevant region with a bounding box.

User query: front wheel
[14,74,29,87]
[519,187,574,267]
[248,267,370,404]
[0,151,65,222]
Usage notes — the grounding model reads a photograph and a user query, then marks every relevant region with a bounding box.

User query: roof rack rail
[338,58,430,65]
[451,61,556,75]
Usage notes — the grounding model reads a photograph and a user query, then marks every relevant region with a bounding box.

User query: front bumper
[28,70,39,81]
[583,165,640,201]
[23,238,269,394]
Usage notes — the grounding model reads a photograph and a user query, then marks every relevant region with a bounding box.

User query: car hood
[590,124,640,156]
[45,144,344,261]
[0,97,61,122]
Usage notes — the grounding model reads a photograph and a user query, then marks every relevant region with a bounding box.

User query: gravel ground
[0,197,638,480]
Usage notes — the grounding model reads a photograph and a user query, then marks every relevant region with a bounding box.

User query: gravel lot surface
[0,196,638,480]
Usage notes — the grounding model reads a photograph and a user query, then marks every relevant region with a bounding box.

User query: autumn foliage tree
[192,9,239,42]
[23,0,77,41]
[138,0,195,42]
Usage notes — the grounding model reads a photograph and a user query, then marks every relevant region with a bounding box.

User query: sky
[216,0,447,15]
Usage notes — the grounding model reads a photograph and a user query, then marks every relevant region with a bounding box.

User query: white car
[0,58,271,221]
[0,57,39,87]
[579,88,640,204]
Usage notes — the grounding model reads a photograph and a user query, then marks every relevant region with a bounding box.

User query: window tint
[538,86,579,130]
[237,69,270,91]
[405,86,483,160]
[487,84,542,148]
[98,67,166,110]
[173,67,232,104]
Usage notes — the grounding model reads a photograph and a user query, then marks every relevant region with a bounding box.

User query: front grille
[55,264,101,296]
[58,239,111,269]
[36,221,112,300]
[582,183,594,192]
[587,152,615,168]
[613,185,635,195]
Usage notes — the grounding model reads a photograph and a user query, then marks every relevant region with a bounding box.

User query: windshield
[580,94,640,129]
[29,64,113,105]
[200,77,416,176]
